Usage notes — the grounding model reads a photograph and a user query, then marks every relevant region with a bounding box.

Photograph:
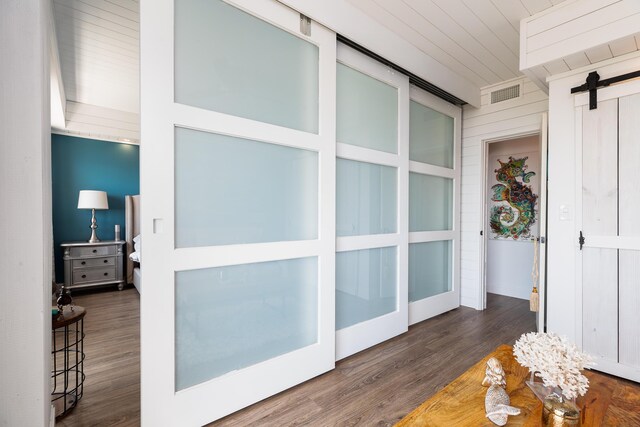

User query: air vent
[490,84,520,104]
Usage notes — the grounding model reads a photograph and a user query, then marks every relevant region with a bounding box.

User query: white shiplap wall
[460,77,548,309]
[1,0,52,425]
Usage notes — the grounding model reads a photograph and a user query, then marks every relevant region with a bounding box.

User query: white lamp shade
[78,190,109,210]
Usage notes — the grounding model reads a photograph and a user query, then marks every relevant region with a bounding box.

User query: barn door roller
[571,70,640,110]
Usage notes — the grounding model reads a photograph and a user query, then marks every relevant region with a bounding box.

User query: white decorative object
[482,357,521,426]
[513,332,594,401]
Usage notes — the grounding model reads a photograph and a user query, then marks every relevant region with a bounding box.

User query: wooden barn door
[576,82,640,382]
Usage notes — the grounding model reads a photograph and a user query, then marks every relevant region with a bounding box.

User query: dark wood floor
[57,287,140,427]
[59,290,534,426]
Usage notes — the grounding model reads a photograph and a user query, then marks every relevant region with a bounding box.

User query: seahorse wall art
[490,156,538,240]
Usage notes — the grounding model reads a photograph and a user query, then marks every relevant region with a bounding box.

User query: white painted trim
[336,234,399,252]
[174,104,321,152]
[409,231,455,244]
[337,143,399,167]
[538,113,548,332]
[408,287,459,325]
[173,240,322,271]
[276,0,481,107]
[408,161,455,179]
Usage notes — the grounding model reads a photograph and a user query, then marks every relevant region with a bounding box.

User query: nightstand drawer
[70,245,115,258]
[72,257,115,269]
[73,267,116,284]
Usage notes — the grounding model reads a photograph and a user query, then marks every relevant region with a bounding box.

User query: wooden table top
[396,344,640,426]
[52,305,86,329]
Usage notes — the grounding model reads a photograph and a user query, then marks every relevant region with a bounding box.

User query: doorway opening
[481,133,544,326]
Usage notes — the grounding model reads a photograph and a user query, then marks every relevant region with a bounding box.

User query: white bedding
[133,267,142,294]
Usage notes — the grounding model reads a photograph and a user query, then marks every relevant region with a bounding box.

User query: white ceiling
[346,0,569,88]
[52,0,139,114]
[50,0,640,120]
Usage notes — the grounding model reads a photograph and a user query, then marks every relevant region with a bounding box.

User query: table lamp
[77,190,109,243]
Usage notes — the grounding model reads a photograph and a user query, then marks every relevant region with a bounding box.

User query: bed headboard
[125,195,140,284]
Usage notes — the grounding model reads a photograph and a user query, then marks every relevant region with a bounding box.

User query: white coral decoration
[513,332,594,400]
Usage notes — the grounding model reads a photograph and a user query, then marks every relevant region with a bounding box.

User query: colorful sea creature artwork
[489,156,538,240]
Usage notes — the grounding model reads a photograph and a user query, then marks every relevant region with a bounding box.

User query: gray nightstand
[61,240,126,291]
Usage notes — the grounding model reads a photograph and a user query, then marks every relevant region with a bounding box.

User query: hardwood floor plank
[57,291,535,426]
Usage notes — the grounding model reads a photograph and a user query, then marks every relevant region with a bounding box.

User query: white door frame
[478,116,547,321]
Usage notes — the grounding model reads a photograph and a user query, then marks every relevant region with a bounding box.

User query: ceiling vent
[490,84,520,104]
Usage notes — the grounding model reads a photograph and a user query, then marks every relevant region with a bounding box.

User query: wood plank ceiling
[51,0,640,123]
[346,0,640,89]
[52,0,139,114]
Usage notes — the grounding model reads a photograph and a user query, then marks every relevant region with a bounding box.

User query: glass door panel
[409,241,452,301]
[175,0,319,133]
[409,100,454,168]
[407,86,461,325]
[336,158,397,237]
[409,173,453,232]
[175,127,318,247]
[175,257,318,390]
[336,247,397,330]
[336,62,398,153]
[334,43,408,360]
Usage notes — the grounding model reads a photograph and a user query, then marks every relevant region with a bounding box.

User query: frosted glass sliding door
[336,158,397,237]
[175,127,318,247]
[334,43,409,360]
[407,86,461,325]
[140,0,336,425]
[336,247,397,330]
[174,0,319,133]
[175,257,318,390]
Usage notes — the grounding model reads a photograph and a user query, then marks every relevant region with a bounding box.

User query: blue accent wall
[52,134,140,283]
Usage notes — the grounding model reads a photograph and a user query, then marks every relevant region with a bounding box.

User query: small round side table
[51,305,86,418]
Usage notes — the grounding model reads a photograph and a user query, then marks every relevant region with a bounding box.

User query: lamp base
[87,208,101,243]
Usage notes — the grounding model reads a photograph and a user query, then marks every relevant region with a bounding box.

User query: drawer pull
[81,274,87,279]
[104,259,108,263]
[81,261,86,265]
[92,249,97,253]
[104,272,108,276]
